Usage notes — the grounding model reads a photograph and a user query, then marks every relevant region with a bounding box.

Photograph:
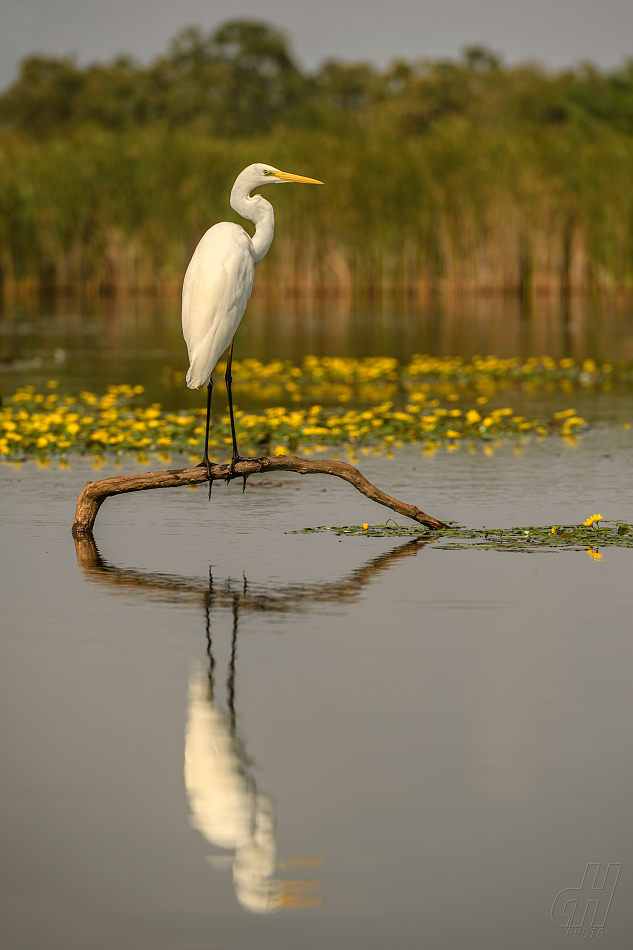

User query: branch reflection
[73,535,433,913]
[73,534,431,613]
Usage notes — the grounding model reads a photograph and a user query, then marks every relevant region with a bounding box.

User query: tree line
[1,19,632,139]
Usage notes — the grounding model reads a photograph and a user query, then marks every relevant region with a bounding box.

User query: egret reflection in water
[186,574,322,913]
[73,535,433,913]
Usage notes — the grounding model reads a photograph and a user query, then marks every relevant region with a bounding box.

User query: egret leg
[196,378,214,499]
[224,340,266,490]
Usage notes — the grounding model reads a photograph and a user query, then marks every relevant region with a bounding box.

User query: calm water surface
[1,430,632,949]
[1,299,632,947]
[2,295,633,413]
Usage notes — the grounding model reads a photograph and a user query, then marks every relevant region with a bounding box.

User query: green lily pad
[288,521,633,552]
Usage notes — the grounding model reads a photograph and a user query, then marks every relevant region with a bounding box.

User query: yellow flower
[583,514,603,527]
[466,410,481,424]
[363,523,369,530]
[551,526,556,533]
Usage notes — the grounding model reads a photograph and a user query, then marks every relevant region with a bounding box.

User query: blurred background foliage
[1,19,633,296]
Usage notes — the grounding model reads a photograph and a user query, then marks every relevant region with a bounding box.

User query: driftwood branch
[71,454,449,537]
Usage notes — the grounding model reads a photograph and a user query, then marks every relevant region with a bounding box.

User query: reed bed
[1,123,633,298]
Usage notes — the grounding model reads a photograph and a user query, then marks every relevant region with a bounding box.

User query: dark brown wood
[71,454,449,537]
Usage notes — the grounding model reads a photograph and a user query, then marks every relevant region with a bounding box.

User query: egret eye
[263,170,278,177]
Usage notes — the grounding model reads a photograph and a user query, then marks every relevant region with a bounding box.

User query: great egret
[182,164,323,487]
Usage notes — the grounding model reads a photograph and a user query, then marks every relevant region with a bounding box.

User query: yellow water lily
[583,513,603,527]
[0,379,593,461]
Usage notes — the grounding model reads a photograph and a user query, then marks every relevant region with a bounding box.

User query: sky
[1,0,632,90]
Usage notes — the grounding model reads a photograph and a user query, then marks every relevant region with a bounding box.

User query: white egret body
[183,222,257,391]
[181,164,322,478]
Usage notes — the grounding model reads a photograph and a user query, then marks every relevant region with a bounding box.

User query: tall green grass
[1,120,632,297]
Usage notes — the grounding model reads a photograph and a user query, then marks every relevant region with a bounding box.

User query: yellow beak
[273,169,323,184]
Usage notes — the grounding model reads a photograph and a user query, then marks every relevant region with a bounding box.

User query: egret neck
[230,178,275,265]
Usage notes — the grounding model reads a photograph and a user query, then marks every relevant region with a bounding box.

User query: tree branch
[71,454,449,537]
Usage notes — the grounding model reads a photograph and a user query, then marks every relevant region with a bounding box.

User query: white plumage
[183,224,254,389]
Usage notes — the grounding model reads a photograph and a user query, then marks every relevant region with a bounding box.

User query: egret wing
[183,223,255,389]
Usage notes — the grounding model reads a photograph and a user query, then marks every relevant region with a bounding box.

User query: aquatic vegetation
[161,354,633,406]
[0,381,589,459]
[291,522,633,552]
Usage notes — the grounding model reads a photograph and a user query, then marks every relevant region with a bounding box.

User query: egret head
[237,163,323,191]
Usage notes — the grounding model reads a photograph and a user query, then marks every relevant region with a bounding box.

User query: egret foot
[225,455,267,491]
[196,458,215,499]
